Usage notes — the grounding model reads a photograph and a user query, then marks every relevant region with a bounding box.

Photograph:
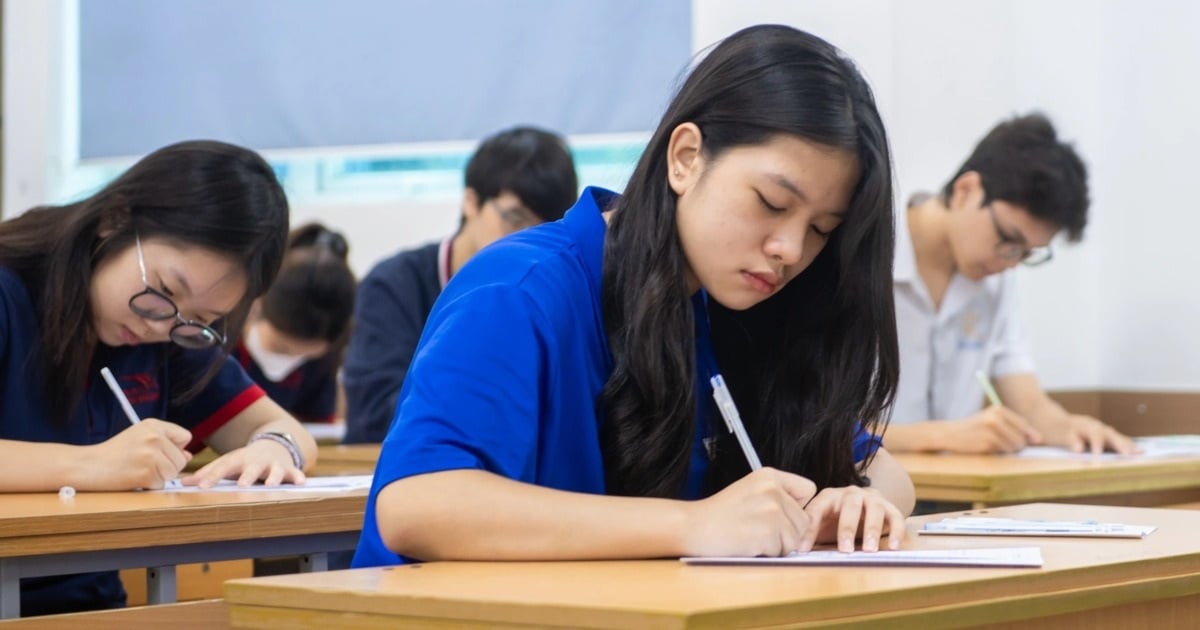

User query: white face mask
[244,325,309,382]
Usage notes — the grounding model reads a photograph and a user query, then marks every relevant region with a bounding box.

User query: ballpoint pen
[710,374,763,470]
[975,370,1002,407]
[100,367,142,425]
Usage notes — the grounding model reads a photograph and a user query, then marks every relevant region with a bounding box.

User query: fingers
[770,469,818,506]
[883,501,907,550]
[993,407,1040,449]
[834,492,865,552]
[144,418,194,449]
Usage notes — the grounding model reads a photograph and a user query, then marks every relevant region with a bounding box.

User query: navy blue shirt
[352,188,880,568]
[0,267,264,615]
[342,241,441,443]
[234,341,337,422]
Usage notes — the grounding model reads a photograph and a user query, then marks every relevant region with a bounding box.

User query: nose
[764,227,805,267]
[142,317,175,339]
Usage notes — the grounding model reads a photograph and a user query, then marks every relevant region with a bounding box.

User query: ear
[948,171,985,211]
[666,123,704,196]
[461,187,482,224]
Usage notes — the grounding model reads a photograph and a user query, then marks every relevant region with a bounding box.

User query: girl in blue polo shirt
[236,223,356,423]
[355,24,916,567]
[0,140,318,615]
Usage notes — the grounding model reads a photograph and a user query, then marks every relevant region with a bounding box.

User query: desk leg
[146,565,178,604]
[298,552,328,572]
[0,558,19,619]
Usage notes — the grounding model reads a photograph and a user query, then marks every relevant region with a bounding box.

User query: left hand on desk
[179,439,307,488]
[1042,414,1137,456]
[799,486,905,553]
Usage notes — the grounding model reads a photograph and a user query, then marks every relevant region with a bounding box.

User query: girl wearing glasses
[354,25,914,569]
[234,223,356,423]
[0,140,317,615]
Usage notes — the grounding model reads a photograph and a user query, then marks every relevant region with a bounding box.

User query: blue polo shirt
[0,266,265,616]
[234,341,338,422]
[352,187,879,568]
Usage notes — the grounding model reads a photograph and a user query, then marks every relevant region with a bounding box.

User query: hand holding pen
[89,367,193,490]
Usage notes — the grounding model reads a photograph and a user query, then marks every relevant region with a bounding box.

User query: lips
[119,325,142,346]
[742,270,781,294]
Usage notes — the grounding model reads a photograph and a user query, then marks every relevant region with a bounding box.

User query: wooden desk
[225,504,1200,629]
[895,452,1200,508]
[0,488,366,619]
[0,599,228,629]
[311,444,380,476]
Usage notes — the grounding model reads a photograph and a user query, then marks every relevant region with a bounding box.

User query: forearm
[376,469,690,561]
[253,416,319,471]
[0,440,91,491]
[879,422,947,453]
[204,398,319,471]
[861,448,915,515]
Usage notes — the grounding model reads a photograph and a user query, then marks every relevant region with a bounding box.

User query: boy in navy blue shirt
[342,126,578,443]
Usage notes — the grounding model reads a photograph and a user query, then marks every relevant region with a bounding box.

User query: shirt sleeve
[988,271,1037,377]
[852,423,883,463]
[342,262,429,443]
[370,282,548,493]
[168,348,266,450]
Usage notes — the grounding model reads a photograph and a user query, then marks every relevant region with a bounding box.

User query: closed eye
[756,191,786,213]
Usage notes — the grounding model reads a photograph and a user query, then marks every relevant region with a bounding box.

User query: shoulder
[360,242,441,296]
[0,266,36,326]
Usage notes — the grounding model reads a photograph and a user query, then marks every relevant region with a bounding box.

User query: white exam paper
[155,474,373,493]
[920,517,1155,538]
[682,546,1043,568]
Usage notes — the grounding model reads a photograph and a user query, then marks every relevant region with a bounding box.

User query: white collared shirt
[891,208,1036,424]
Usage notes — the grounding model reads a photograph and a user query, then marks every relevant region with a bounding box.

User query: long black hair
[600,25,898,497]
[0,140,289,425]
[258,222,357,367]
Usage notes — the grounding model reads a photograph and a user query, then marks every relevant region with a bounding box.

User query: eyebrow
[767,173,847,217]
[170,269,230,320]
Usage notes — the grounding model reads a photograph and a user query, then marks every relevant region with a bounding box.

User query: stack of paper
[682,547,1043,568]
[919,517,1155,538]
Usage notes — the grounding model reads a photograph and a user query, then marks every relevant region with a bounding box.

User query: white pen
[100,367,142,425]
[710,374,763,470]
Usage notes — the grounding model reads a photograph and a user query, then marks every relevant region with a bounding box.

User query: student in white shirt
[884,113,1135,455]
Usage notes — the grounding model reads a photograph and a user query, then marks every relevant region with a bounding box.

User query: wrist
[249,432,306,470]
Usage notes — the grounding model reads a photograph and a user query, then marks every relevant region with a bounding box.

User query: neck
[907,197,959,277]
[449,231,477,276]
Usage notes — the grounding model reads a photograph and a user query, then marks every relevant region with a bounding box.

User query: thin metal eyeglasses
[985,204,1053,266]
[128,233,227,349]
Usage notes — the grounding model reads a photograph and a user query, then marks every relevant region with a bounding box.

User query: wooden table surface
[0,487,367,618]
[224,503,1200,629]
[895,452,1200,507]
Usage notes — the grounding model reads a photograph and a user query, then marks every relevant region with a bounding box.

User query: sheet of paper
[1014,435,1200,460]
[681,547,1043,568]
[919,517,1155,538]
[303,422,347,443]
[154,474,373,493]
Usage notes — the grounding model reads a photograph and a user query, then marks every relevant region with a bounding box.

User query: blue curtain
[79,0,691,158]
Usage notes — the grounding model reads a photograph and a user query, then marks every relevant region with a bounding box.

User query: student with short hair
[235,223,356,422]
[353,24,914,568]
[0,140,318,615]
[342,125,578,444]
[884,114,1135,455]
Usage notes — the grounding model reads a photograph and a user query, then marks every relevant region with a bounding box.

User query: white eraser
[58,486,76,499]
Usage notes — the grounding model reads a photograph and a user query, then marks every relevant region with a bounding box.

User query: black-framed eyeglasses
[128,233,227,349]
[985,204,1053,266]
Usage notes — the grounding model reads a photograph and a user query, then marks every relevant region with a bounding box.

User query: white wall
[5,0,1198,390]
[696,0,1200,391]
